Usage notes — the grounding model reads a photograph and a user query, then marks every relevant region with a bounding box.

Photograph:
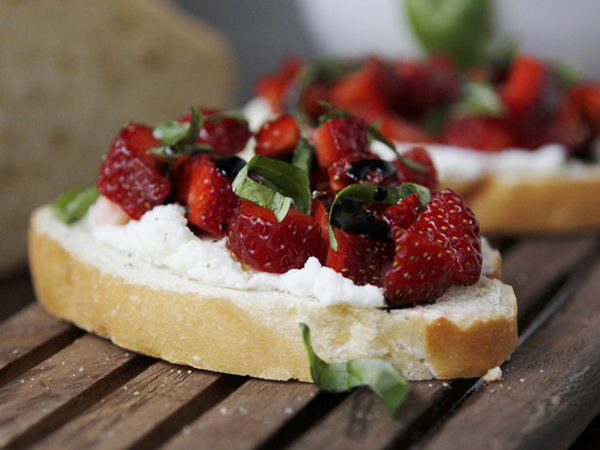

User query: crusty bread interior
[29,207,517,381]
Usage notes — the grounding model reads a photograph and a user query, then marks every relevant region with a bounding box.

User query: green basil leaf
[422,106,450,136]
[553,61,581,88]
[204,110,249,124]
[232,165,292,222]
[246,156,312,214]
[52,185,99,224]
[292,138,314,173]
[154,106,203,147]
[406,0,493,68]
[328,183,430,250]
[149,144,213,161]
[300,323,410,415]
[453,82,504,117]
[318,102,427,173]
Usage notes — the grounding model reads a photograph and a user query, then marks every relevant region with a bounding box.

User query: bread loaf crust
[29,208,518,381]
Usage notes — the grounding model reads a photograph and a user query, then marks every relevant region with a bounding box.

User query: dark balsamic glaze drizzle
[215,156,246,180]
[348,159,396,182]
[330,198,390,239]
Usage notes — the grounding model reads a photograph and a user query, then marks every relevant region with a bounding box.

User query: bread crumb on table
[483,366,503,383]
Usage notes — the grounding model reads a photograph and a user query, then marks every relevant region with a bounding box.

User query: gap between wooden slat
[0,304,84,388]
[271,236,599,450]
[0,335,153,449]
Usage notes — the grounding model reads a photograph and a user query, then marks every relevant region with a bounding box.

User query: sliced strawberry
[409,189,482,285]
[441,116,513,152]
[181,108,251,156]
[173,153,239,237]
[381,193,421,230]
[394,55,460,118]
[97,123,170,220]
[313,200,393,286]
[570,82,600,134]
[378,113,434,144]
[300,82,331,121]
[255,114,300,158]
[500,55,548,115]
[313,117,371,168]
[327,228,393,287]
[255,58,304,112]
[393,147,438,191]
[328,155,397,193]
[331,57,399,114]
[227,200,327,273]
[384,230,456,306]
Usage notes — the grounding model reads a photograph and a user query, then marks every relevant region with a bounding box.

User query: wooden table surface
[0,234,599,450]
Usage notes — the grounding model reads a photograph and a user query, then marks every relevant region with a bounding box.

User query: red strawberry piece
[331,57,399,114]
[378,113,434,144]
[313,117,371,168]
[500,55,548,115]
[393,146,438,191]
[570,82,600,134]
[394,55,460,118]
[326,228,393,287]
[227,200,327,273]
[313,201,393,286]
[98,123,171,220]
[543,91,589,153]
[300,82,331,121]
[180,108,251,156]
[328,155,397,193]
[255,114,300,158]
[381,193,421,230]
[173,153,239,237]
[384,230,456,306]
[255,58,304,112]
[441,115,513,152]
[409,189,482,286]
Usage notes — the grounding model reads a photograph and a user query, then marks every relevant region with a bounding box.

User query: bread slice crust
[29,207,518,381]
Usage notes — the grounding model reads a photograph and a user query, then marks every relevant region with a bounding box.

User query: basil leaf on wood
[406,0,493,68]
[52,185,99,224]
[453,82,504,117]
[292,138,314,173]
[300,323,410,415]
[318,102,427,173]
[246,156,312,214]
[154,106,203,147]
[232,165,292,222]
[328,183,431,250]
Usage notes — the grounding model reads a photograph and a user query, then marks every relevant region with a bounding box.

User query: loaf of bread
[0,0,235,275]
[29,206,517,381]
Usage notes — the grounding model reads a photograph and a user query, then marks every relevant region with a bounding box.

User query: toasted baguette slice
[443,170,600,234]
[29,207,517,381]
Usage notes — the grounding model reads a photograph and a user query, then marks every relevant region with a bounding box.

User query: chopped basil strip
[149,144,213,161]
[246,156,311,214]
[232,156,311,221]
[292,138,314,173]
[203,110,249,124]
[51,186,99,224]
[553,61,581,88]
[328,183,430,250]
[318,102,427,173]
[232,165,292,221]
[454,82,504,117]
[300,323,410,415]
[406,0,493,68]
[154,106,203,147]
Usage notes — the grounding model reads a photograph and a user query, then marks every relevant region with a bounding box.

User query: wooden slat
[29,361,225,450]
[287,382,445,450]
[163,380,318,450]
[0,334,137,447]
[422,258,600,450]
[273,236,596,449]
[0,304,79,385]
[501,236,597,320]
